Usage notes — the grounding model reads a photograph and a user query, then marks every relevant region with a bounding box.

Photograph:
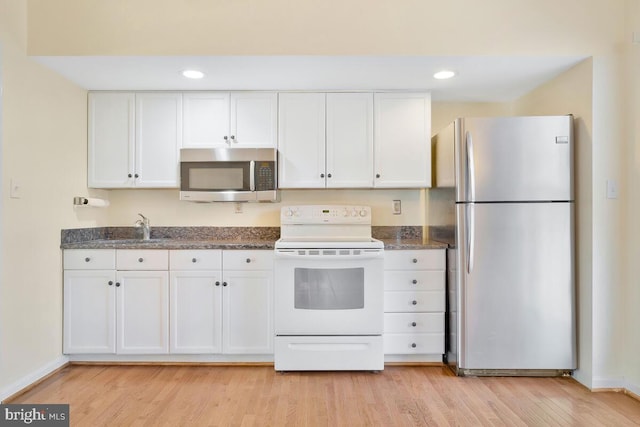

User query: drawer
[384,333,444,354]
[64,249,115,270]
[384,291,445,312]
[223,250,274,270]
[170,250,222,270]
[384,313,444,334]
[384,270,445,291]
[116,250,169,270]
[384,249,445,270]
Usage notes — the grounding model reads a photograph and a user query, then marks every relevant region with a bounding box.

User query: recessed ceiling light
[182,70,205,79]
[433,70,456,80]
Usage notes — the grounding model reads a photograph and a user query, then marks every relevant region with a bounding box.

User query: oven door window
[294,268,364,310]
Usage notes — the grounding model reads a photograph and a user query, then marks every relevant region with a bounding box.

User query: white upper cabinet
[278,93,326,188]
[326,93,374,188]
[88,92,182,188]
[278,92,374,188]
[183,92,277,148]
[374,92,431,188]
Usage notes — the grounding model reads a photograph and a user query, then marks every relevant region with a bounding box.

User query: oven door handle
[275,251,384,261]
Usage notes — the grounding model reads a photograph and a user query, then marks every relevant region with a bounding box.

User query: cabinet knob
[192,258,197,263]
[224,136,228,141]
[222,281,228,287]
[376,174,381,178]
[116,282,121,287]
[134,173,139,178]
[108,281,113,286]
[215,281,220,286]
[327,173,332,178]
[246,258,251,263]
[412,258,418,263]
[412,300,417,305]
[411,343,417,348]
[411,322,417,327]
[320,173,325,178]
[138,258,144,263]
[412,279,418,284]
[230,135,236,142]
[128,173,132,178]
[85,257,91,262]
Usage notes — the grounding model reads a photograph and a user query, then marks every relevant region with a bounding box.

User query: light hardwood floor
[7,365,640,426]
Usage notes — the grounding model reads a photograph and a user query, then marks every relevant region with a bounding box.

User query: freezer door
[455,116,573,202]
[456,202,576,370]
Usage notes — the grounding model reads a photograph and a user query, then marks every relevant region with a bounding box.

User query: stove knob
[351,210,358,217]
[343,209,350,217]
[359,209,367,217]
[285,209,293,217]
[293,209,300,217]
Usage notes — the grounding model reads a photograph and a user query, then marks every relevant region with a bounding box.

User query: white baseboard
[592,376,626,390]
[624,379,640,398]
[0,356,69,402]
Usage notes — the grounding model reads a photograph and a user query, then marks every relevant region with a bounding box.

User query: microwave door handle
[249,160,256,191]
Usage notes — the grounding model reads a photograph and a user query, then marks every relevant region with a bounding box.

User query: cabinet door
[63,270,116,354]
[170,271,223,354]
[326,93,374,188]
[88,92,135,188]
[183,92,230,148]
[230,92,277,148]
[135,93,182,188]
[278,93,326,188]
[116,271,169,354]
[222,270,273,354]
[374,92,431,188]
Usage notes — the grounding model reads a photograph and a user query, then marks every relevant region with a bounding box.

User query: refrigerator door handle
[466,131,476,201]
[467,204,475,274]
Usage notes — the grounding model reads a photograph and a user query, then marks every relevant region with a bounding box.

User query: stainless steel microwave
[180,148,278,202]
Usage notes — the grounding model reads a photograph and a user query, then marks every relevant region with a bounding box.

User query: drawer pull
[192,258,197,263]
[411,343,417,348]
[411,322,417,327]
[138,258,144,263]
[412,258,418,263]
[246,258,251,263]
[108,281,113,286]
[412,279,418,284]
[85,257,91,262]
[215,281,220,286]
[411,300,417,305]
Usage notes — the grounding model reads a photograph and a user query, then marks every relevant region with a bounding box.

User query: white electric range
[274,205,384,371]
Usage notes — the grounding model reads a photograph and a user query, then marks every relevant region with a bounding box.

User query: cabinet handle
[230,135,236,142]
[246,258,251,263]
[411,322,417,327]
[320,173,325,178]
[412,300,417,305]
[411,343,417,348]
[134,173,139,178]
[215,281,220,286]
[376,173,381,178]
[108,281,113,286]
[412,279,418,284]
[192,258,197,263]
[138,258,144,263]
[224,136,228,141]
[128,173,132,178]
[85,257,91,262]
[222,281,228,287]
[412,258,418,263]
[116,282,121,287]
[327,173,332,178]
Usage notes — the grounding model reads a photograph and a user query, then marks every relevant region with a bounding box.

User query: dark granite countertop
[60,225,453,251]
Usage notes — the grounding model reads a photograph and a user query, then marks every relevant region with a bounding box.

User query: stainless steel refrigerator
[432,115,576,376]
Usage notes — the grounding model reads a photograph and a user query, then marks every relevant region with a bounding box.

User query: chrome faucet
[135,213,151,240]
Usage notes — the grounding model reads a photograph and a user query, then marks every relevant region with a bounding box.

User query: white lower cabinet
[64,248,273,358]
[383,249,446,358]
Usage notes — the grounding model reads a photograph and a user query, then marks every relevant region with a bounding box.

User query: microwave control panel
[255,161,276,191]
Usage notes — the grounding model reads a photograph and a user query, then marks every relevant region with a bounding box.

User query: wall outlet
[10,178,21,199]
[606,180,619,199]
[392,200,402,215]
[234,202,243,214]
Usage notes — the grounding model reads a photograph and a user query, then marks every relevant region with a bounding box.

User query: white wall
[0,0,108,399]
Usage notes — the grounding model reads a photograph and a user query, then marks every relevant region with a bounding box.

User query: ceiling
[33,55,588,103]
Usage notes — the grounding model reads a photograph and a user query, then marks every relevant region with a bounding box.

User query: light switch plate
[606,179,618,199]
[10,178,21,199]
[392,200,401,215]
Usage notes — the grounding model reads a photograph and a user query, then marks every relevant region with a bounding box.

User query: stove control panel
[281,205,372,224]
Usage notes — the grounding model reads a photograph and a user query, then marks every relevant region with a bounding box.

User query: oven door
[274,248,384,335]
